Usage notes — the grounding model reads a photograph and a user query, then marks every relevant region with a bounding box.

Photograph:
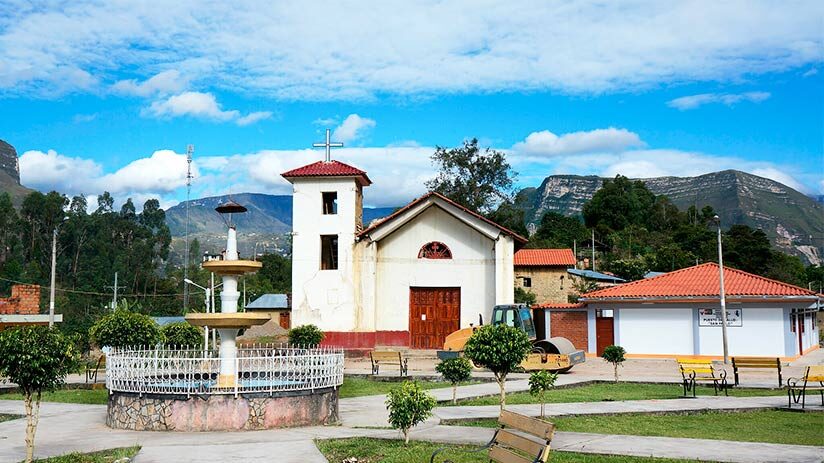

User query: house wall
[514,267,574,304]
[373,206,497,334]
[0,285,40,315]
[616,308,694,355]
[548,310,588,350]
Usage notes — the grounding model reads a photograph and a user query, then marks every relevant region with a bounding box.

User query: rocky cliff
[0,139,33,207]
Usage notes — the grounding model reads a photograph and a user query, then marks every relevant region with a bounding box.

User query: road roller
[438,303,585,373]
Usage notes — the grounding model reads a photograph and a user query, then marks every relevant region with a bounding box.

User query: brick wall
[515,266,575,304]
[549,310,588,351]
[0,285,41,315]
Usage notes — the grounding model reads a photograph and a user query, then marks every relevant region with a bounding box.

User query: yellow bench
[732,356,782,387]
[369,350,408,377]
[85,354,106,384]
[677,358,728,397]
[787,365,824,409]
[431,409,555,463]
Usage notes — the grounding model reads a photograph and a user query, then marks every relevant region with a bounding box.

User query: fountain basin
[184,312,270,328]
[201,259,262,275]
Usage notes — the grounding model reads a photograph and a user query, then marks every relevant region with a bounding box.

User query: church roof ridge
[281,160,372,186]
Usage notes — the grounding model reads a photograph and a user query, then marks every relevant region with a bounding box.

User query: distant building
[0,285,62,330]
[566,268,626,286]
[537,263,820,358]
[245,293,291,329]
[514,249,576,304]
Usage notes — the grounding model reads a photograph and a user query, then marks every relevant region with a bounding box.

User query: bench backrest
[804,365,824,382]
[732,357,779,369]
[677,358,714,376]
[491,410,555,463]
[370,351,401,363]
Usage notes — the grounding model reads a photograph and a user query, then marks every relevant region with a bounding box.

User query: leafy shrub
[528,370,558,418]
[602,345,627,383]
[89,309,162,348]
[0,327,79,462]
[385,381,437,444]
[514,287,536,305]
[464,324,532,410]
[161,322,203,347]
[288,324,324,347]
[435,357,473,404]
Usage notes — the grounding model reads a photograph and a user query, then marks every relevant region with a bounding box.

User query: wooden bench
[85,355,106,384]
[732,356,782,387]
[787,365,824,409]
[370,351,408,377]
[431,409,555,463]
[677,358,728,397]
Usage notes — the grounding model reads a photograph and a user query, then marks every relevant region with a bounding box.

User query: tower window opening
[322,192,338,215]
[321,235,339,270]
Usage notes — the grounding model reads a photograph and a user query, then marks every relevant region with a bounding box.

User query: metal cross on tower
[313,129,343,162]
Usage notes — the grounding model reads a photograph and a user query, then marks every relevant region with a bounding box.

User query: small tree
[528,370,558,418]
[0,327,78,463]
[385,381,437,445]
[162,322,203,347]
[601,345,626,383]
[464,324,532,410]
[435,357,473,404]
[288,324,324,347]
[89,309,162,348]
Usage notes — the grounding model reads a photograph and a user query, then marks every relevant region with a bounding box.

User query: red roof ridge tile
[281,160,372,185]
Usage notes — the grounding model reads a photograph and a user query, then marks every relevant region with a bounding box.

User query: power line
[0,276,186,298]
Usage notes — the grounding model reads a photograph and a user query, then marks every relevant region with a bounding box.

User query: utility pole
[591,229,596,272]
[106,272,126,311]
[184,145,194,312]
[48,228,57,327]
[573,240,577,269]
[714,215,730,364]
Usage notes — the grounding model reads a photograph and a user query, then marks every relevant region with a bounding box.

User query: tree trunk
[498,376,506,411]
[540,401,545,418]
[24,392,40,463]
[614,363,619,383]
[404,428,410,445]
[452,384,457,404]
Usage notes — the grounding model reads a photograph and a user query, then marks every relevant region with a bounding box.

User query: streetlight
[713,215,730,364]
[184,277,223,350]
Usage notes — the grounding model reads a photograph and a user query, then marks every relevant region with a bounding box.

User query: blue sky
[1,1,822,209]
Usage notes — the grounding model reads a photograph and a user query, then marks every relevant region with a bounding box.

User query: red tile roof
[281,160,372,185]
[514,249,575,266]
[532,302,585,309]
[357,191,528,244]
[581,263,817,301]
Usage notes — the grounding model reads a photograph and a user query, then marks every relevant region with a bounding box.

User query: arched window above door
[418,241,452,259]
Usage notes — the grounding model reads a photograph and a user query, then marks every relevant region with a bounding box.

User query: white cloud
[313,117,339,126]
[19,150,103,194]
[802,68,818,77]
[667,92,771,110]
[146,91,270,125]
[332,114,376,144]
[512,128,644,157]
[2,2,821,99]
[112,70,188,97]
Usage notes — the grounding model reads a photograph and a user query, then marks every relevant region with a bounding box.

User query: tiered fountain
[104,201,344,432]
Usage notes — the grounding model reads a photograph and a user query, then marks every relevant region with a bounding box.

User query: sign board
[698,308,742,327]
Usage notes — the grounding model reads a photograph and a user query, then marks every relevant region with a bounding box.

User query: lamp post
[48,216,69,328]
[185,278,223,352]
[713,215,730,364]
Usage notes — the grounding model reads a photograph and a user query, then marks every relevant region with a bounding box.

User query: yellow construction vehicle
[438,304,585,373]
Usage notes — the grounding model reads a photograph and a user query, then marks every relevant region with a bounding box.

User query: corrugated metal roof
[152,316,185,326]
[581,263,817,300]
[246,294,290,309]
[567,268,626,283]
[514,249,575,266]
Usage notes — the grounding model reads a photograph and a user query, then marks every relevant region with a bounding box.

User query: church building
[282,157,526,349]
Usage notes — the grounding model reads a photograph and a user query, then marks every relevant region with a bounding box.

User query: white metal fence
[105,345,344,396]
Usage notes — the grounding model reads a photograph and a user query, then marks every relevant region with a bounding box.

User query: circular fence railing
[105,345,344,396]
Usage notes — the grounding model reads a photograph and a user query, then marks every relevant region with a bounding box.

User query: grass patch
[448,382,784,406]
[339,377,469,398]
[449,410,824,446]
[1,413,23,423]
[30,446,140,463]
[0,389,108,405]
[316,437,706,463]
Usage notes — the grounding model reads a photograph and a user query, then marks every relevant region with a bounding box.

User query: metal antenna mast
[184,144,194,311]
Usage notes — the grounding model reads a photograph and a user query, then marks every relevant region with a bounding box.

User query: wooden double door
[409,287,461,349]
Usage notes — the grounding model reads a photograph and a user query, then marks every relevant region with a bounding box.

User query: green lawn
[316,437,708,463]
[339,377,469,398]
[448,382,784,406]
[448,410,824,446]
[30,446,140,463]
[0,389,108,405]
[1,413,22,423]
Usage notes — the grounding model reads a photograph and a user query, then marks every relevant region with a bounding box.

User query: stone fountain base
[106,388,339,432]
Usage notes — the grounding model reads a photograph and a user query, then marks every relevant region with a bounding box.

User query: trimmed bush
[528,370,558,418]
[464,324,532,410]
[162,322,203,347]
[288,324,324,347]
[435,357,473,404]
[89,309,162,348]
[602,345,627,383]
[385,381,437,445]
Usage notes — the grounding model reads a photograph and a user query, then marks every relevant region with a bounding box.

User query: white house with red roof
[282,159,526,349]
[568,263,820,358]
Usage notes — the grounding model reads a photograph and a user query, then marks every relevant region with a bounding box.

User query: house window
[322,192,338,215]
[418,241,452,259]
[522,277,532,288]
[320,235,338,270]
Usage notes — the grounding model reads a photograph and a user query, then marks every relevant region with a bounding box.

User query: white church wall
[290,177,360,331]
[374,206,497,332]
[495,235,515,304]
